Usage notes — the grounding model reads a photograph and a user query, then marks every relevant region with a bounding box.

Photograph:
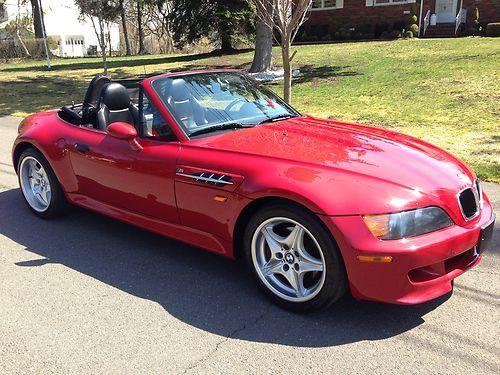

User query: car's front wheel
[244,204,347,312]
[18,148,69,219]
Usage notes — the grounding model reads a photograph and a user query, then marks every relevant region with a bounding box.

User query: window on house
[374,0,407,4]
[312,0,337,9]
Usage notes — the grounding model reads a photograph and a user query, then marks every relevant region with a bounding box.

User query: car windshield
[151,72,299,136]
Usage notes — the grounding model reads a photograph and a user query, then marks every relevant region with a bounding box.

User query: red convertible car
[12,70,495,312]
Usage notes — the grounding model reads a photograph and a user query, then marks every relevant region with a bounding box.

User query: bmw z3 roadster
[12,70,495,312]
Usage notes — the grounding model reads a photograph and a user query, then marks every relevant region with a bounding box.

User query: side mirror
[107,122,142,151]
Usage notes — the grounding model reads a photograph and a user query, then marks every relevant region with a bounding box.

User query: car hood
[188,116,476,216]
[193,116,474,186]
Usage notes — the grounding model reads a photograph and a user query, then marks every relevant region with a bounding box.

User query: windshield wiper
[255,114,297,125]
[189,122,255,137]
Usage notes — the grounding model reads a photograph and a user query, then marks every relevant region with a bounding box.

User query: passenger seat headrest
[165,79,192,103]
[99,83,131,111]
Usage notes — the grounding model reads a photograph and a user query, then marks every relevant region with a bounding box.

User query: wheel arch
[12,141,39,172]
[232,196,342,261]
[13,142,67,193]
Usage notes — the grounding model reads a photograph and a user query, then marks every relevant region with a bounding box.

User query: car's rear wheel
[244,204,347,312]
[18,148,69,218]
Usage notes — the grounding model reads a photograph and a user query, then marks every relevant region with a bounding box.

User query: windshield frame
[150,71,301,139]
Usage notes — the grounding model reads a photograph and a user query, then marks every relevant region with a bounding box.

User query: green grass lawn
[0,38,499,181]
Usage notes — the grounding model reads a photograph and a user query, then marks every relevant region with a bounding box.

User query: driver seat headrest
[99,83,131,111]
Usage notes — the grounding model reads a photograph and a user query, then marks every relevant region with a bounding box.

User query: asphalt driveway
[0,115,499,374]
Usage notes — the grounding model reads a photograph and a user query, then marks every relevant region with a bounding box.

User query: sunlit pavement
[1,115,499,374]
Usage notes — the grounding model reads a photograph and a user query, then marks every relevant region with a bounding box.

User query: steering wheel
[224,98,247,112]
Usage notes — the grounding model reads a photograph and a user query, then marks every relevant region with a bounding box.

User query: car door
[67,95,180,224]
[173,147,246,241]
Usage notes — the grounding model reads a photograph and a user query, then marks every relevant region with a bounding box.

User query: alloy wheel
[251,217,327,302]
[19,156,52,212]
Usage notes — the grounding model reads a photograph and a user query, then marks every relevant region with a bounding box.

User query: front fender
[235,162,439,217]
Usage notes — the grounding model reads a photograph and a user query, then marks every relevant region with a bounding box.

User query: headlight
[362,206,453,240]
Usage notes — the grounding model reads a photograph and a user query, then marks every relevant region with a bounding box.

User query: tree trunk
[120,1,132,56]
[250,7,273,72]
[100,28,107,74]
[15,30,30,57]
[30,0,43,39]
[107,22,112,56]
[89,13,107,74]
[98,17,108,75]
[164,24,174,54]
[137,1,147,54]
[220,30,232,52]
[16,0,30,57]
[281,38,292,104]
[219,16,232,52]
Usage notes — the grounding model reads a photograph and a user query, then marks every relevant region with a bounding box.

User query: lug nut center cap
[284,253,295,264]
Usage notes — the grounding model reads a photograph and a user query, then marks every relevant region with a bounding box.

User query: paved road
[0,115,499,374]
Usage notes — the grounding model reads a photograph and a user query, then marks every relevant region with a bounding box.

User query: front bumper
[320,200,494,305]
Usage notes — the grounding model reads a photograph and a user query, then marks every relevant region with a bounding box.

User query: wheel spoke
[297,258,324,274]
[37,190,49,205]
[283,224,305,250]
[33,162,42,174]
[262,258,283,276]
[29,163,36,180]
[295,238,322,267]
[282,269,306,297]
[260,225,284,255]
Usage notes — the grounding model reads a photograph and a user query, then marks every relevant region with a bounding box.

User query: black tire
[17,148,70,219]
[243,204,347,313]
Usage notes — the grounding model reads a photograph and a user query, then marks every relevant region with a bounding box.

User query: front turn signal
[362,214,390,238]
[356,255,393,263]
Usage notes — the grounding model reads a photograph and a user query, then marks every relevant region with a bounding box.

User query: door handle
[74,143,90,153]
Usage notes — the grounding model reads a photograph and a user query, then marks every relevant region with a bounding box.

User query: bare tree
[89,13,108,74]
[29,0,43,39]
[249,3,273,73]
[119,0,132,55]
[75,0,120,75]
[15,0,31,56]
[252,0,312,103]
[143,0,175,54]
[136,0,147,54]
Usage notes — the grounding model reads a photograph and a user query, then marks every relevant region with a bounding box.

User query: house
[304,0,500,38]
[0,0,120,57]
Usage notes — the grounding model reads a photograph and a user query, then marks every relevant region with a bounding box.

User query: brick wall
[304,0,500,37]
[307,2,416,32]
[463,0,500,24]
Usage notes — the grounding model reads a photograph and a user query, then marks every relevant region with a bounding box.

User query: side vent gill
[177,171,233,187]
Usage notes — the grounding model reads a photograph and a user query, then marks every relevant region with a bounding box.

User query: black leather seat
[164,79,207,129]
[96,82,139,131]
